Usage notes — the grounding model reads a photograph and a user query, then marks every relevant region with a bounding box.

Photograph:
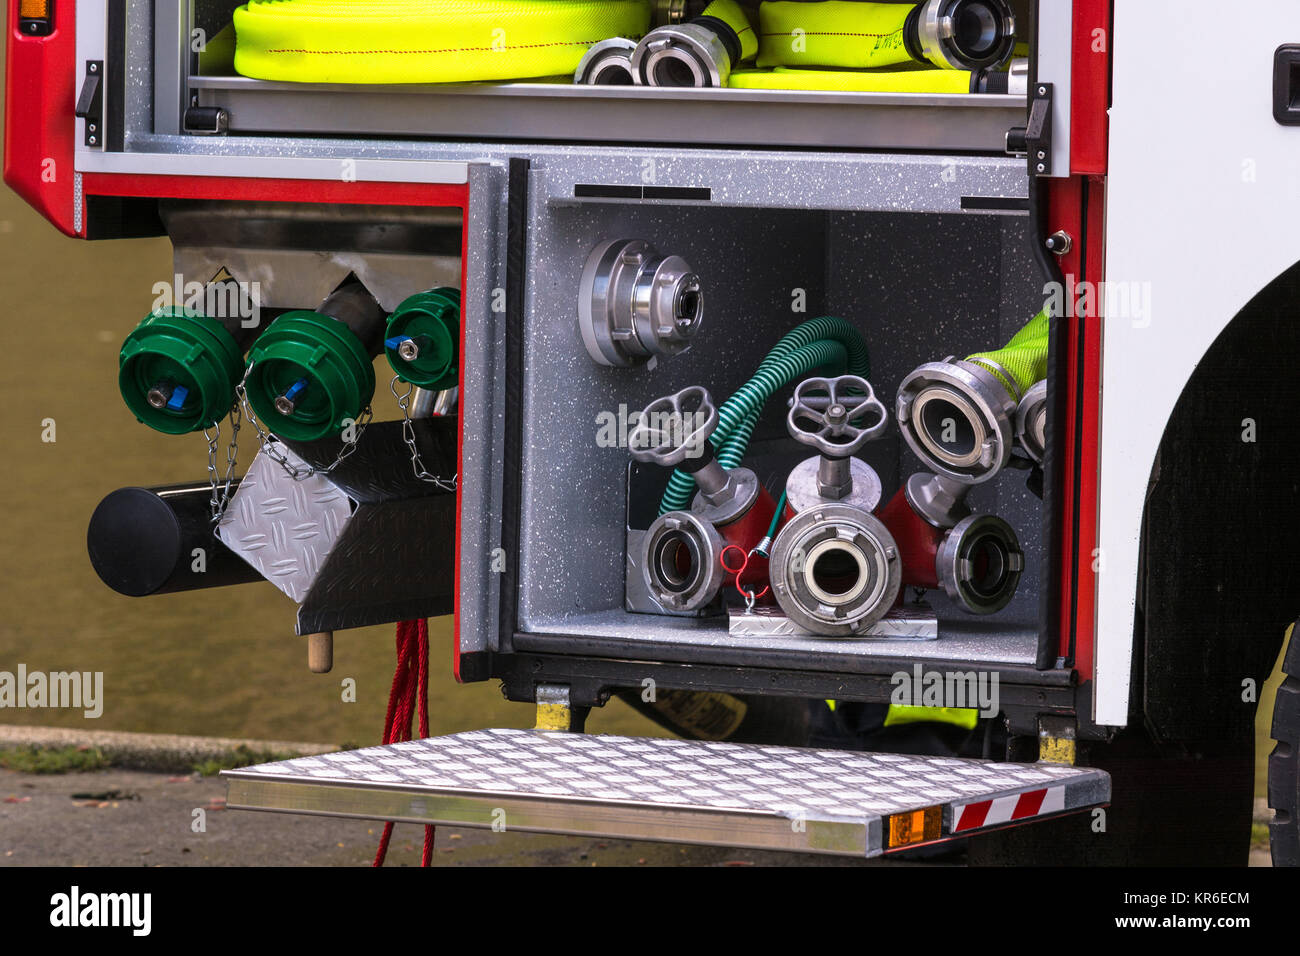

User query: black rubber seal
[694,15,742,67]
[902,3,926,64]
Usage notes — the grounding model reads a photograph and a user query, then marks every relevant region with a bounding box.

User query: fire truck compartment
[163,1,1027,152]
[486,151,1048,671]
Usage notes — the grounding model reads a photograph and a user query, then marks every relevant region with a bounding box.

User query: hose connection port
[632,0,754,87]
[575,38,639,85]
[244,282,386,442]
[1014,379,1048,465]
[119,307,250,435]
[769,504,902,636]
[640,510,727,612]
[579,238,704,368]
[936,513,1024,615]
[895,358,1019,484]
[905,0,1017,72]
[784,374,888,515]
[384,287,460,390]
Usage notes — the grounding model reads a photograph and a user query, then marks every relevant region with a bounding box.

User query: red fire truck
[6,0,1298,865]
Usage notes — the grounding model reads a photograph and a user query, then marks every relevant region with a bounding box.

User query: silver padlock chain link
[205,404,241,524]
[390,376,458,492]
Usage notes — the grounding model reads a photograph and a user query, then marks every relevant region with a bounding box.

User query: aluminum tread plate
[224,728,1109,857]
[214,443,352,604]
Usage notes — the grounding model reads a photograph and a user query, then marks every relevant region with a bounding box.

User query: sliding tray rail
[188,79,1025,153]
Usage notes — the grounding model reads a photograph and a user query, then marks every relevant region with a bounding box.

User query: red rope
[373,619,434,867]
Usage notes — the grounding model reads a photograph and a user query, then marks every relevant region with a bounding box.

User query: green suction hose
[659,317,870,514]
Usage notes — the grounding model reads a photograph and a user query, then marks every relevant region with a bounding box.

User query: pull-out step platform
[223,729,1109,858]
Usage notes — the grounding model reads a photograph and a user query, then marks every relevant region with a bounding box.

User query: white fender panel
[1098,0,1300,725]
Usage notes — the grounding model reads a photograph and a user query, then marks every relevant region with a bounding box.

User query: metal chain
[234,362,374,482]
[205,404,241,523]
[390,376,458,492]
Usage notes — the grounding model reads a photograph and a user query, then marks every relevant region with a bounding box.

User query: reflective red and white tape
[952,785,1067,833]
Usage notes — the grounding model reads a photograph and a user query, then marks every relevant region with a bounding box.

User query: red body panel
[1069,0,1111,176]
[1048,175,1104,682]
[4,0,79,236]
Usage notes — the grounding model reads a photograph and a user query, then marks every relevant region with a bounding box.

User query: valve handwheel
[629,385,720,469]
[787,375,888,457]
[784,374,888,513]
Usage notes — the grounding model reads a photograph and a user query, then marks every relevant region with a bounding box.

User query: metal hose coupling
[936,513,1024,615]
[1014,379,1048,464]
[632,0,756,87]
[879,471,1023,614]
[896,357,1019,483]
[578,238,703,367]
[769,504,902,636]
[897,309,1049,482]
[575,38,639,85]
[903,0,1016,72]
[640,510,728,612]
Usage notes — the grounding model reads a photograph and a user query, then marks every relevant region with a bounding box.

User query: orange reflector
[886,805,942,849]
[19,0,51,19]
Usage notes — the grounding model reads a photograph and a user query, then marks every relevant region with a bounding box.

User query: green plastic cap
[118,307,245,435]
[244,310,376,442]
[384,288,460,390]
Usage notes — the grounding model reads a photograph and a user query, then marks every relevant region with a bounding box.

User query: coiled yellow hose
[729,66,973,94]
[757,1,916,70]
[233,0,652,84]
[702,0,758,61]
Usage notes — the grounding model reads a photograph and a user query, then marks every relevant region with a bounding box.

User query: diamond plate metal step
[223,728,1109,858]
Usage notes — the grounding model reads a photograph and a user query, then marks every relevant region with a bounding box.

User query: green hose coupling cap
[245,310,376,442]
[384,288,460,390]
[119,307,245,435]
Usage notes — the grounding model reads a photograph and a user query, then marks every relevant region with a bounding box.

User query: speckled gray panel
[512,154,1043,666]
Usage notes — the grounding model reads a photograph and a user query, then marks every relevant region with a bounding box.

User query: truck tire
[1268,629,1300,866]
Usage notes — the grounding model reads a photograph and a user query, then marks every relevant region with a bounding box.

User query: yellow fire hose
[729,66,974,94]
[233,0,652,84]
[757,0,1016,72]
[702,0,759,61]
[758,0,915,70]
